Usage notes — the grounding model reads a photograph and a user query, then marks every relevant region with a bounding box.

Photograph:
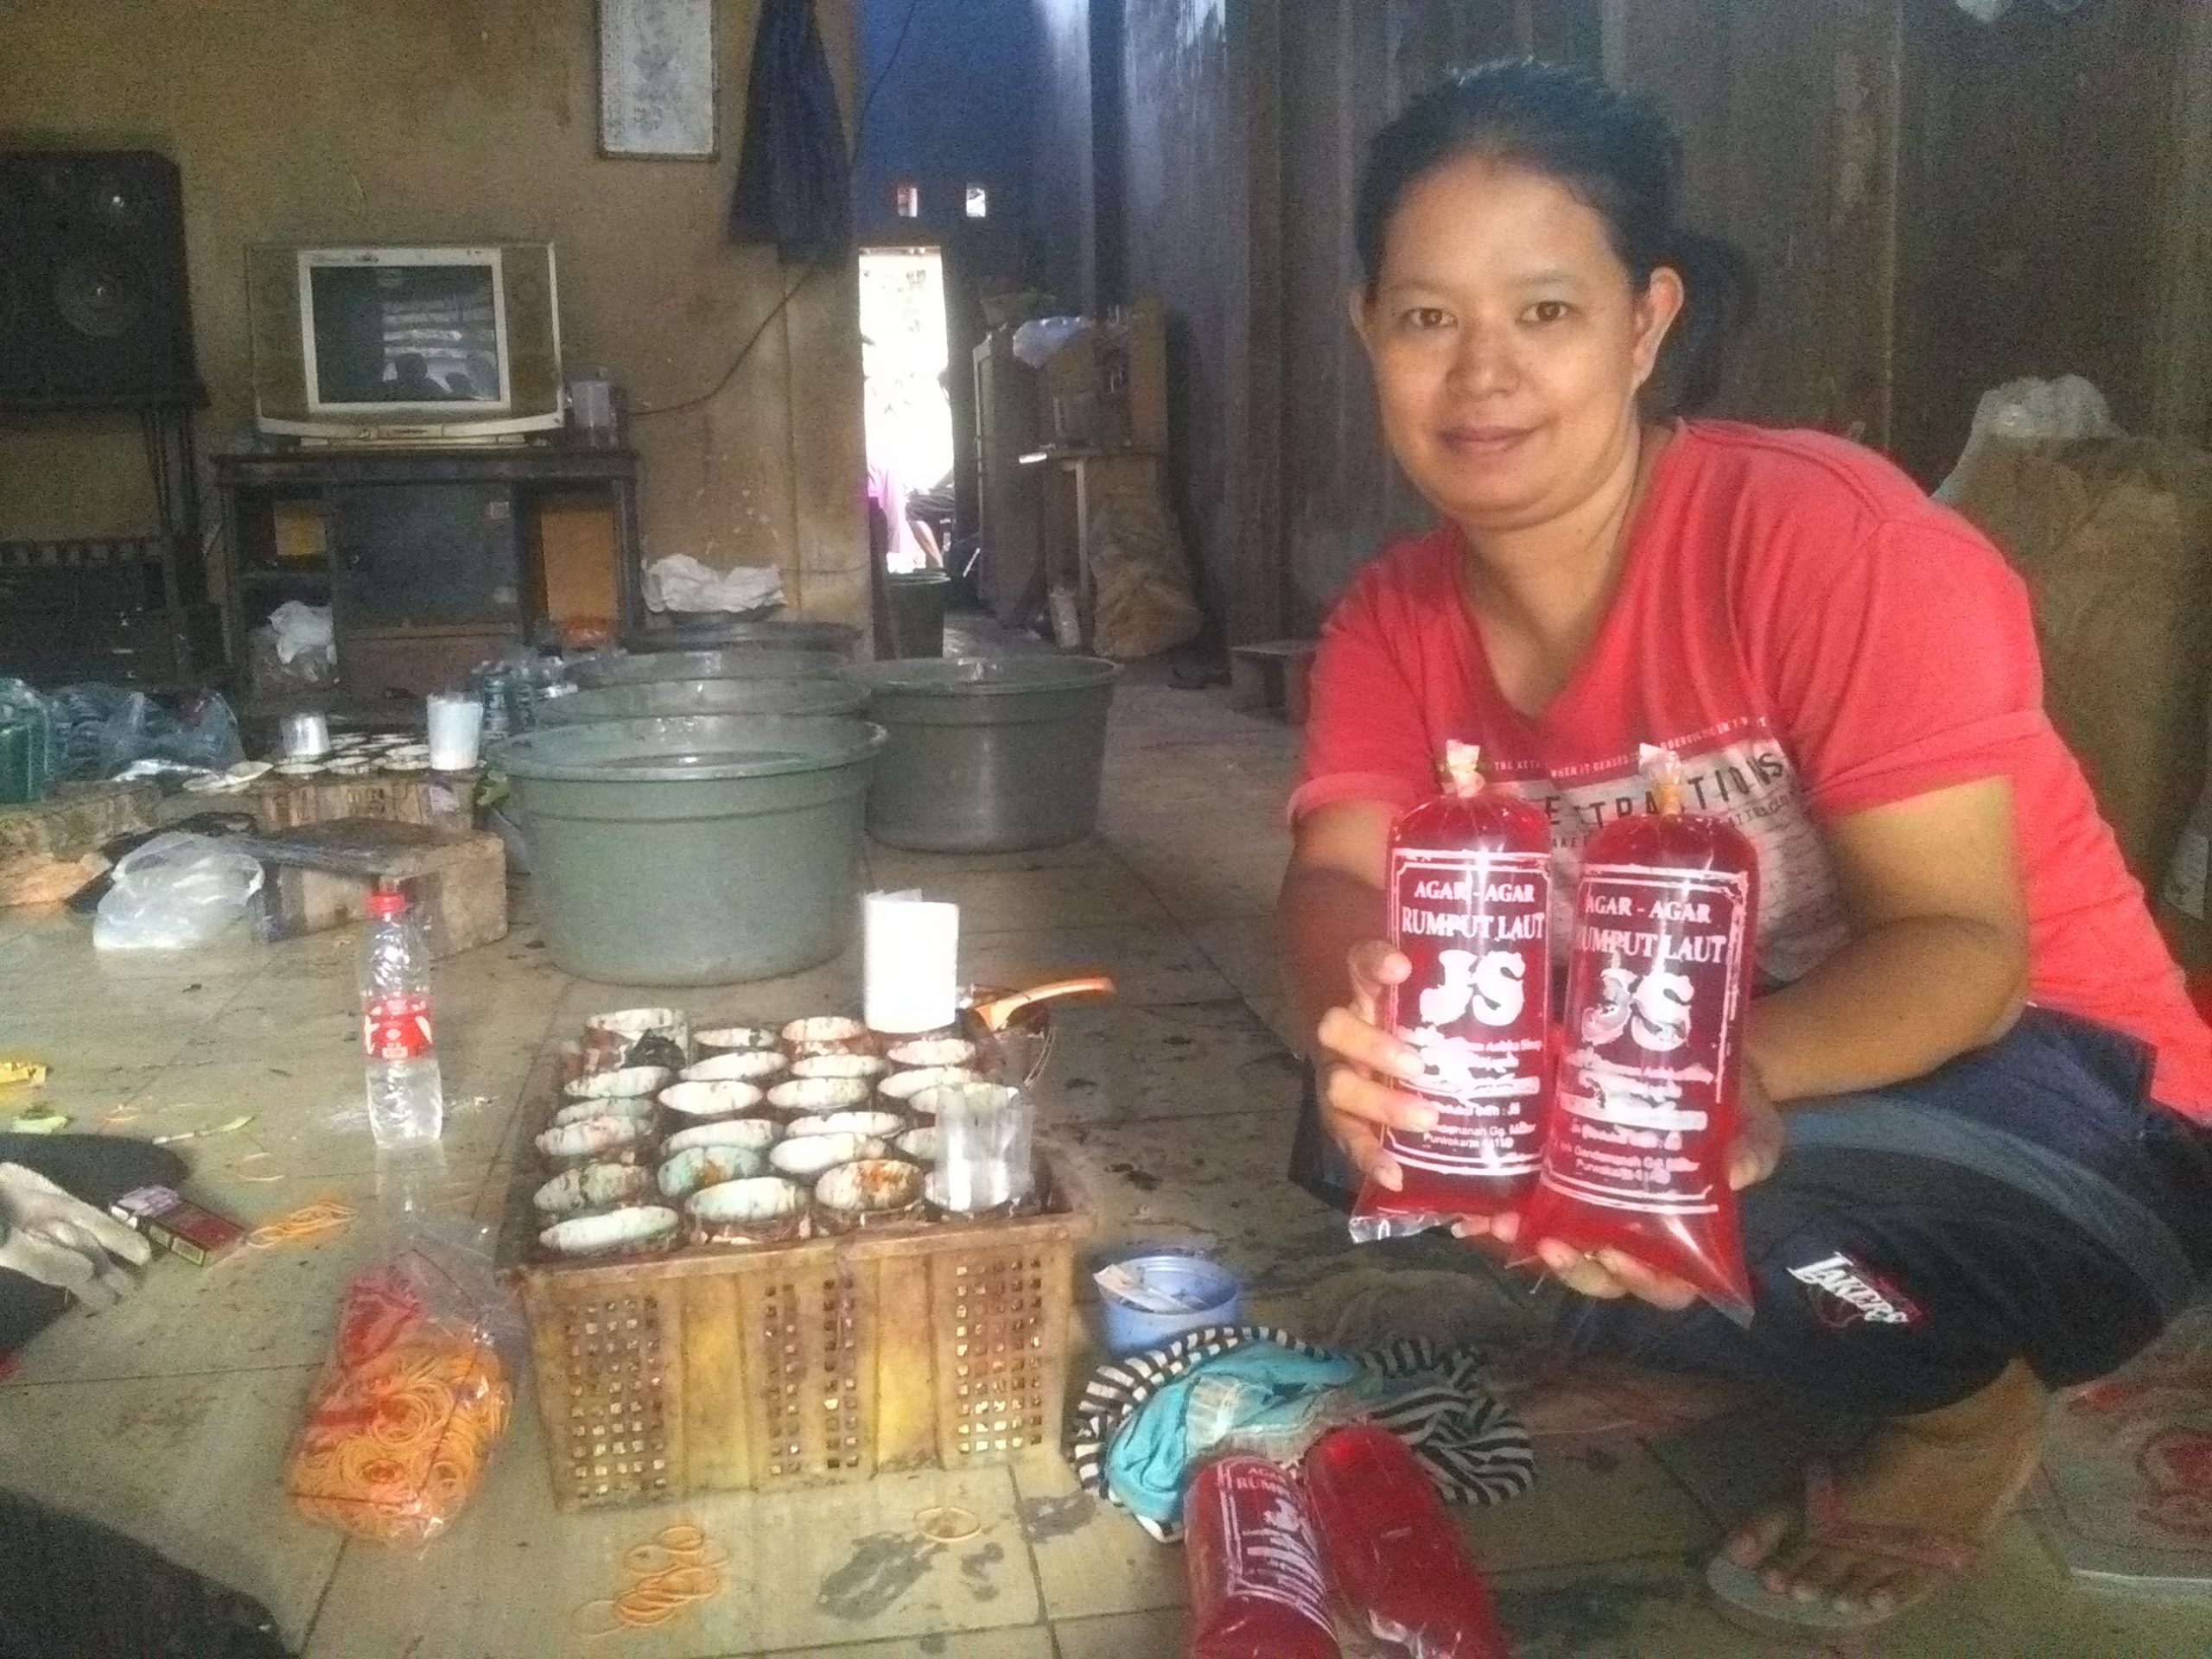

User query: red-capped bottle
[1352,742,1553,1239]
[1520,746,1759,1319]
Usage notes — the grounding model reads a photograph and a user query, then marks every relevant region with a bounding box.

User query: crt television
[247,243,563,442]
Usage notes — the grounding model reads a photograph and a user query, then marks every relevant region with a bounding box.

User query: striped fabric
[1069,1324,1535,1541]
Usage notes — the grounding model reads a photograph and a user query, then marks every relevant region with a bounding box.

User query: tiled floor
[1,670,2203,1656]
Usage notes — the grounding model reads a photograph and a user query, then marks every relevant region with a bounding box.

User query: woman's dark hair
[1356,59,1754,414]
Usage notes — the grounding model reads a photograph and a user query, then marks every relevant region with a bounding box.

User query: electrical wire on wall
[630,0,927,423]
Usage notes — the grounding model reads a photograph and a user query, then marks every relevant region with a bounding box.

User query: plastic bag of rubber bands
[285,1223,520,1545]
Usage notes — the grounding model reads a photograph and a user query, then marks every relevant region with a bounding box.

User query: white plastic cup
[427,694,485,772]
[863,891,959,1034]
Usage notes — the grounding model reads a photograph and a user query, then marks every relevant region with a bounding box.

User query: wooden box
[238,819,507,959]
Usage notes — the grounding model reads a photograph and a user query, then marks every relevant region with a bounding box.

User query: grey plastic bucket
[629,618,863,656]
[885,569,950,658]
[564,647,846,690]
[496,715,886,985]
[849,656,1116,852]
[535,676,868,728]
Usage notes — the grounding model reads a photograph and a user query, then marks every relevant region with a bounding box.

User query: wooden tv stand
[214,439,641,715]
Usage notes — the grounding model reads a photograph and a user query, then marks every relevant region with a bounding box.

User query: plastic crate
[500,1155,1088,1509]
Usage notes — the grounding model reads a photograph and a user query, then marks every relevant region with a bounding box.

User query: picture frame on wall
[597,0,720,161]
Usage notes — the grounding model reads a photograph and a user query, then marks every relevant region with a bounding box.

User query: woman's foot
[1721,1359,2045,1619]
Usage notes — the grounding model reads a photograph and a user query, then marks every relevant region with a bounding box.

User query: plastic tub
[849,656,1116,852]
[885,569,950,658]
[1096,1251,1243,1357]
[496,715,885,985]
[564,647,846,690]
[627,618,863,657]
[534,676,868,728]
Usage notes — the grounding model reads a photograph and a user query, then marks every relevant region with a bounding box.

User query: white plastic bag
[640,555,784,616]
[92,833,265,952]
[1011,316,1090,369]
[1934,374,2120,502]
[268,601,334,666]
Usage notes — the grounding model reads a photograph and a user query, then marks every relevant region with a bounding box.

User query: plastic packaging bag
[92,832,265,951]
[1354,742,1553,1241]
[1011,315,1090,368]
[1185,1455,1343,1659]
[286,1227,517,1545]
[641,554,784,617]
[1933,373,2117,502]
[1517,747,1758,1319]
[56,686,245,779]
[1303,1425,1506,1659]
[268,600,335,666]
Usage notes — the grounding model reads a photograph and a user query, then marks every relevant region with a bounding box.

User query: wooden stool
[1230,639,1319,724]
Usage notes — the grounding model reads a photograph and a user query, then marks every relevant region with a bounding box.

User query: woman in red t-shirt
[1283,60,2212,1641]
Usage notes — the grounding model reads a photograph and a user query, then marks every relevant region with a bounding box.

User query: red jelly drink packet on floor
[1352,743,1553,1241]
[1303,1424,1507,1658]
[1185,1455,1344,1659]
[1517,747,1758,1321]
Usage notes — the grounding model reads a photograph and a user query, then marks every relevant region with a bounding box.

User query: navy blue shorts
[1292,1010,2212,1415]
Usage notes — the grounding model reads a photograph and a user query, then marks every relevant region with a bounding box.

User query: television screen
[308,262,504,408]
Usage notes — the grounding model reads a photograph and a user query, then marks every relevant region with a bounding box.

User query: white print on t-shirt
[1489,731,1849,985]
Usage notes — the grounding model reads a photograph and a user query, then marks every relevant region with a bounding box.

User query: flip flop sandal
[1705,1461,1981,1650]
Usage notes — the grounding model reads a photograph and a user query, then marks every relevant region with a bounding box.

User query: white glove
[0,1162,155,1308]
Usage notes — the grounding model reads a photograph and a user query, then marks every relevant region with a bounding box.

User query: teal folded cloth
[1102,1340,1362,1527]
[1071,1325,1535,1539]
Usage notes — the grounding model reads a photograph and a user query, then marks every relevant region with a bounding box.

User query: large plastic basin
[848,657,1116,852]
[497,715,885,984]
[627,618,863,656]
[536,676,868,728]
[564,647,847,690]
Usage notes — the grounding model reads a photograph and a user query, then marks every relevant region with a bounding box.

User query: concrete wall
[0,0,868,621]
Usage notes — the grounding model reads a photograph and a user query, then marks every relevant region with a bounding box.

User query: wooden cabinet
[216,443,641,714]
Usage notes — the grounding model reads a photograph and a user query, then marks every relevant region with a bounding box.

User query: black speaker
[0,150,200,410]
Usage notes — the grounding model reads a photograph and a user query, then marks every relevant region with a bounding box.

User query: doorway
[859,245,956,575]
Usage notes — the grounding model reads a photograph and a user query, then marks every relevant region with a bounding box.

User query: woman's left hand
[1516,1066,1785,1311]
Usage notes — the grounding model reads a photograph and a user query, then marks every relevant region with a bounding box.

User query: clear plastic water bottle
[359,885,443,1148]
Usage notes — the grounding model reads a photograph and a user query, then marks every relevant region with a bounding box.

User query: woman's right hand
[1313,940,1440,1194]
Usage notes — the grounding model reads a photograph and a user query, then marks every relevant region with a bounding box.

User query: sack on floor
[285,1223,520,1547]
[1084,491,1202,661]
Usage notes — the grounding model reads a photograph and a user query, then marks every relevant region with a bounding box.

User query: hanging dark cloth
[728,0,853,265]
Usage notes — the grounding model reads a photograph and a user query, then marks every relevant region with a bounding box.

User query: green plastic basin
[629,619,863,656]
[535,676,868,728]
[848,656,1116,852]
[564,647,847,690]
[496,715,885,985]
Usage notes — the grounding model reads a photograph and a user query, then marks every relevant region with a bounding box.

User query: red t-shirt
[1294,420,2212,1118]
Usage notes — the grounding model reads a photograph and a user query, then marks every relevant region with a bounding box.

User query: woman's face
[1355,153,1682,533]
